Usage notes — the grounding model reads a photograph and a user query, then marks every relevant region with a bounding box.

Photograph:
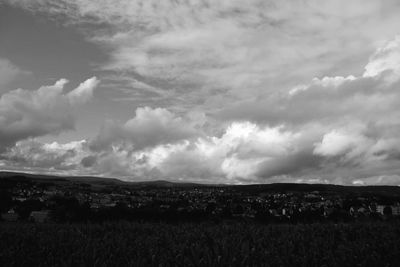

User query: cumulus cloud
[8,0,400,113]
[219,36,400,128]
[90,106,204,151]
[67,76,100,105]
[314,130,368,158]
[1,139,89,173]
[0,77,99,150]
[4,36,400,185]
[83,121,313,183]
[5,119,302,183]
[363,35,400,82]
[2,106,400,185]
[80,36,400,184]
[4,1,400,185]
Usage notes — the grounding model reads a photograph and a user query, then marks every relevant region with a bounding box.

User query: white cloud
[0,77,99,150]
[218,34,400,127]
[87,121,305,183]
[3,120,300,183]
[289,75,357,96]
[4,35,400,184]
[90,106,203,151]
[9,0,400,114]
[314,130,367,158]
[4,1,400,185]
[363,35,400,82]
[2,115,400,185]
[67,76,100,105]
[2,139,88,171]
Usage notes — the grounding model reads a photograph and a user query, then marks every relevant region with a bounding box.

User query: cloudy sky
[1,0,400,185]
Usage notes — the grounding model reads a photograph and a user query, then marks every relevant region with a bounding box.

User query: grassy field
[1,221,400,266]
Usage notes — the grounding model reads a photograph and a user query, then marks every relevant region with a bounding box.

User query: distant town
[1,172,400,224]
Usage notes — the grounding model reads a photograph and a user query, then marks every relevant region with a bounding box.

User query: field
[1,221,400,267]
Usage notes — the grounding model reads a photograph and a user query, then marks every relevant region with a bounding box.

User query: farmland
[1,221,400,267]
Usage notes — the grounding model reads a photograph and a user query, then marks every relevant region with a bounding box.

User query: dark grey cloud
[256,151,322,179]
[80,155,97,167]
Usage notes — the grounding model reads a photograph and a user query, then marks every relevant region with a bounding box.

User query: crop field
[1,221,400,266]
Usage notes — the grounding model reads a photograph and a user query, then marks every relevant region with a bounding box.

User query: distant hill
[0,171,203,188]
[231,183,400,198]
[1,171,400,197]
[0,171,124,185]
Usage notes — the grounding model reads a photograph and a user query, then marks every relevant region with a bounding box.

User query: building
[1,209,19,222]
[377,205,385,215]
[377,205,399,216]
[391,205,400,216]
[29,210,51,223]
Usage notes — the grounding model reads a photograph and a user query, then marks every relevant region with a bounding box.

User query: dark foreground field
[1,222,400,267]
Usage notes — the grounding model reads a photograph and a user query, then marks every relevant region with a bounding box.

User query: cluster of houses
[1,209,50,223]
[2,181,400,223]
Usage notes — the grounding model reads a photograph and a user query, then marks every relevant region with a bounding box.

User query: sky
[1,0,400,185]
